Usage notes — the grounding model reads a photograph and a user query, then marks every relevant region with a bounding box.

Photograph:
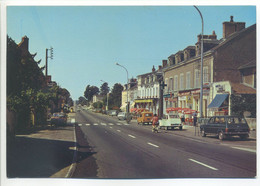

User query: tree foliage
[100,82,110,96]
[108,83,123,109]
[7,36,73,133]
[78,96,88,106]
[84,85,99,102]
[231,94,256,117]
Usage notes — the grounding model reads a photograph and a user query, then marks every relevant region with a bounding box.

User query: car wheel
[218,131,225,140]
[201,129,206,137]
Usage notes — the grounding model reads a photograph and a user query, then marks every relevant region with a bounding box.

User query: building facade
[163,16,256,117]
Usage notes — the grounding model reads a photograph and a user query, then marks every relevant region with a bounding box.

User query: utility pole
[159,80,167,119]
[45,47,53,78]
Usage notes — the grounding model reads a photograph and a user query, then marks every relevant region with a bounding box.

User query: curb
[65,121,78,178]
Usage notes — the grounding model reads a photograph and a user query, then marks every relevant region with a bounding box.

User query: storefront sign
[134,99,153,103]
[186,95,193,104]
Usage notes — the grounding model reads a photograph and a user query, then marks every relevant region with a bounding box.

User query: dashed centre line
[147,142,159,148]
[117,130,121,132]
[128,134,136,139]
[85,124,90,126]
[93,123,98,126]
[78,124,82,126]
[189,159,218,171]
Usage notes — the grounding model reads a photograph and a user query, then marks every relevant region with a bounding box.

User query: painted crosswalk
[77,122,130,127]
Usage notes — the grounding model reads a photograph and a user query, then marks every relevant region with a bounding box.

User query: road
[72,109,256,178]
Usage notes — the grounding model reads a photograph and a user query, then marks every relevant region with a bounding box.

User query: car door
[204,117,214,133]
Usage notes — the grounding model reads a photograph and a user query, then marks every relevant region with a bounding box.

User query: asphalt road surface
[72,109,256,179]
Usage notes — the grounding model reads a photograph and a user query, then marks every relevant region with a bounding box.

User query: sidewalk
[7,115,77,178]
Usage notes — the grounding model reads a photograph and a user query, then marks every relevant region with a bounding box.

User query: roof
[231,83,256,94]
[238,59,256,70]
[211,24,256,52]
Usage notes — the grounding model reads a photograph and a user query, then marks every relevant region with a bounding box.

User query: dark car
[200,116,250,140]
[51,112,67,126]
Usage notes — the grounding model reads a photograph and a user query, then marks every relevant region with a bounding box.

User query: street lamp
[115,62,129,113]
[101,80,109,111]
[194,6,204,117]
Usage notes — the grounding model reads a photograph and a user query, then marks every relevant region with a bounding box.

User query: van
[137,112,153,125]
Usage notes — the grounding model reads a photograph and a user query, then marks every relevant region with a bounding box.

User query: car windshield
[227,117,247,124]
[145,114,152,117]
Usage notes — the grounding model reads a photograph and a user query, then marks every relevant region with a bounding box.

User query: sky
[6,4,256,100]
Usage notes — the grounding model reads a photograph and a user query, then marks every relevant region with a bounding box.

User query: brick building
[163,16,256,117]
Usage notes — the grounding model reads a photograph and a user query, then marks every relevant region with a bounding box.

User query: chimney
[223,16,245,39]
[158,65,162,70]
[162,60,167,67]
[152,65,155,72]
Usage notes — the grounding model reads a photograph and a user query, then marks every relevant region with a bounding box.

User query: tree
[84,85,99,102]
[100,82,110,96]
[109,83,123,109]
[231,94,256,118]
[78,96,88,106]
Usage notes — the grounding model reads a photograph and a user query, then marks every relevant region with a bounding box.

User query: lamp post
[194,6,204,118]
[115,63,129,113]
[101,80,109,111]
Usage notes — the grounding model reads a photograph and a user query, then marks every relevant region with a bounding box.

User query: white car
[159,114,183,130]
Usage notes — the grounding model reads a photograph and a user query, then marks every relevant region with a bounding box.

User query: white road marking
[109,127,113,129]
[93,123,98,126]
[128,134,136,139]
[189,159,218,171]
[109,123,114,126]
[124,123,129,125]
[85,124,90,126]
[117,123,122,125]
[78,124,82,126]
[147,142,159,148]
[232,147,256,153]
[101,123,107,126]
[117,130,121,132]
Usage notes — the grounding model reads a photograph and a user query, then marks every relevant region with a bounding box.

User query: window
[203,67,209,83]
[180,73,184,90]
[186,72,191,89]
[195,69,200,88]
[174,75,178,91]
[169,78,173,91]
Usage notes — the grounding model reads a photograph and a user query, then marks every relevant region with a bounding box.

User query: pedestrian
[151,114,159,133]
[192,111,198,127]
[180,111,185,125]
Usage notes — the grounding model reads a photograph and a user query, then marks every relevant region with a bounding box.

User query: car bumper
[224,131,249,135]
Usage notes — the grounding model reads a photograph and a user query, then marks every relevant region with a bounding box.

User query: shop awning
[208,94,229,109]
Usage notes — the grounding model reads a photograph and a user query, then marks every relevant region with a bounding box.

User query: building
[134,61,167,115]
[92,94,104,103]
[163,16,256,117]
[121,78,138,112]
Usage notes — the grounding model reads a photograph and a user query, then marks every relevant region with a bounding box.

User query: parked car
[50,112,67,126]
[109,110,118,117]
[137,112,153,125]
[117,112,126,120]
[200,116,250,140]
[159,114,182,130]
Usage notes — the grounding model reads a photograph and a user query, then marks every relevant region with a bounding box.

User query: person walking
[180,111,185,126]
[192,111,198,127]
[151,114,159,133]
